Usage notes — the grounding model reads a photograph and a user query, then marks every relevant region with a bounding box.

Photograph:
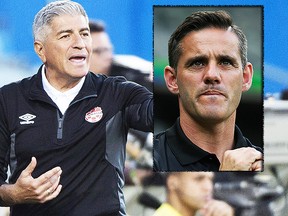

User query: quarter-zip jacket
[0,66,153,216]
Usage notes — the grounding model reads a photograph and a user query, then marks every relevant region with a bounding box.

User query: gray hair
[33,0,89,42]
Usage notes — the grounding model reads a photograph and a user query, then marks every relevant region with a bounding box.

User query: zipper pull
[57,117,63,140]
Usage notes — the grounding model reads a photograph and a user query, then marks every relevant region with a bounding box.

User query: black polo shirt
[153,118,262,171]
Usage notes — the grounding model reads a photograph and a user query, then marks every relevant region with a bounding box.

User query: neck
[45,70,82,93]
[180,112,236,162]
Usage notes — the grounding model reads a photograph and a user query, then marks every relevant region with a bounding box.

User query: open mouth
[69,55,86,63]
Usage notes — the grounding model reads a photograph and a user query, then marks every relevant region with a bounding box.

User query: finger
[46,184,62,201]
[199,201,214,216]
[49,172,61,184]
[21,157,37,177]
[251,159,263,171]
[250,148,263,160]
[204,201,217,216]
[37,174,62,202]
[47,175,62,194]
[248,149,263,170]
[240,147,262,164]
[203,200,233,216]
[36,167,62,185]
[221,148,263,171]
[209,204,223,216]
[37,169,62,195]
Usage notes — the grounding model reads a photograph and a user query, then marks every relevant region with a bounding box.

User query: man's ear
[242,62,253,92]
[164,66,179,95]
[34,41,46,63]
[167,174,179,191]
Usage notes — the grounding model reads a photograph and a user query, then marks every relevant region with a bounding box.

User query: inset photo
[153,6,263,172]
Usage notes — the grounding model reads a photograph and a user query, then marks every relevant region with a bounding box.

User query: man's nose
[203,63,221,85]
[72,35,85,49]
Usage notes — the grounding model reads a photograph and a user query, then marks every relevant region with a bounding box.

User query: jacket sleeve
[104,76,153,132]
[124,82,153,132]
[0,89,10,186]
[110,76,153,132]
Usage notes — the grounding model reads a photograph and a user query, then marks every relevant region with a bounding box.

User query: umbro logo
[19,113,36,125]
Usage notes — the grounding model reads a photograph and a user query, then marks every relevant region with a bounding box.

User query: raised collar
[29,65,103,103]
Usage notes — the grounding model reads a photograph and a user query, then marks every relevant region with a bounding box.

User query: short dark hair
[168,10,248,70]
[89,20,106,33]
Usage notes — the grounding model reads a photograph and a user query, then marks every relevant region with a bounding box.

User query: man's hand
[219,147,263,171]
[198,199,234,216]
[0,157,62,205]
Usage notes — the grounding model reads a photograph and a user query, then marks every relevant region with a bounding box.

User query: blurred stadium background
[0,0,288,216]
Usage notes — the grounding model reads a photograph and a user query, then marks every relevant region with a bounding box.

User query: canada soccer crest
[85,107,103,123]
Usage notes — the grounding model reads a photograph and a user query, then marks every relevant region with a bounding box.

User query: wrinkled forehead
[44,14,88,34]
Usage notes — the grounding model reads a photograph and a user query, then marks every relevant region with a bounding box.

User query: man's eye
[82,32,90,37]
[220,61,232,65]
[219,58,235,67]
[60,35,70,39]
[191,61,205,67]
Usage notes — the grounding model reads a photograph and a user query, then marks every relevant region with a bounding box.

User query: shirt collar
[41,65,85,101]
[156,203,182,216]
[166,118,249,166]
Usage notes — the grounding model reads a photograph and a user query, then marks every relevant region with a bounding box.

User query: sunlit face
[90,32,113,75]
[35,15,92,82]
[171,172,214,210]
[165,28,253,124]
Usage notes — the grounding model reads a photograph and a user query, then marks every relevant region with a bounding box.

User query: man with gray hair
[0,1,152,215]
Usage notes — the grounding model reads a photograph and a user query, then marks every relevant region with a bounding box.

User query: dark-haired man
[153,10,262,171]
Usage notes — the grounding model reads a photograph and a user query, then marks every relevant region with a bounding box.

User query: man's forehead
[180,28,240,57]
[49,14,88,29]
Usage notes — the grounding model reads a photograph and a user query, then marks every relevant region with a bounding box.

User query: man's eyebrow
[79,27,90,32]
[184,55,208,68]
[217,54,239,64]
[56,27,90,36]
[217,54,236,60]
[56,29,73,36]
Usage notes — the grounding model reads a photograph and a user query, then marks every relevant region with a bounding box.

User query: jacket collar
[29,65,103,103]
